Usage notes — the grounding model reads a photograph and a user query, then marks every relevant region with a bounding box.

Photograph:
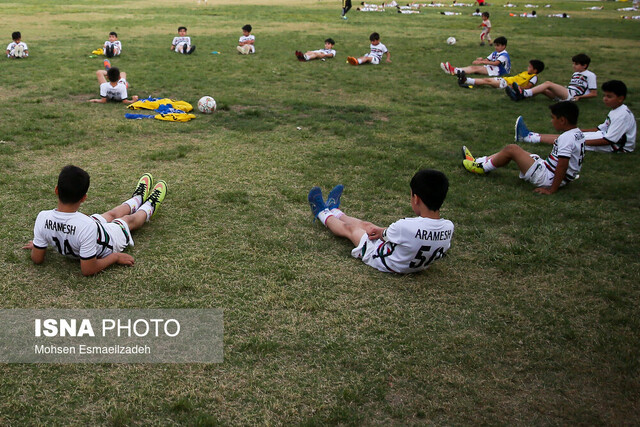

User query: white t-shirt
[6,41,28,56]
[313,48,336,57]
[368,42,388,60]
[487,50,511,74]
[597,104,637,152]
[567,70,597,97]
[172,36,191,48]
[100,79,128,101]
[32,210,100,260]
[239,34,255,53]
[104,40,122,51]
[544,127,586,183]
[353,217,454,274]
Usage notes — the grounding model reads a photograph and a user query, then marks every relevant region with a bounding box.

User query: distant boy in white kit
[103,31,122,57]
[237,24,255,55]
[462,102,585,195]
[171,26,196,54]
[23,166,167,276]
[441,36,510,77]
[479,11,492,46]
[308,169,453,274]
[347,32,391,65]
[516,80,636,153]
[506,53,597,102]
[295,38,336,61]
[6,31,28,58]
[88,64,139,104]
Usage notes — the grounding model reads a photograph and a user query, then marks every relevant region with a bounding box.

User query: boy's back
[33,209,100,259]
[355,216,453,274]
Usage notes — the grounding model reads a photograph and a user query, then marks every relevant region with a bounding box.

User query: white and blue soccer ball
[447,37,457,45]
[197,96,216,114]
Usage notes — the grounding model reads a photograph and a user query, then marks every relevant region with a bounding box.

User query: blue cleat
[308,186,327,219]
[326,185,344,210]
[515,116,531,142]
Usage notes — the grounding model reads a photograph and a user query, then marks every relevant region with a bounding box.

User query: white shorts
[90,214,134,254]
[351,234,387,272]
[364,53,381,65]
[518,155,556,187]
[495,78,508,89]
[175,42,190,53]
[484,65,501,76]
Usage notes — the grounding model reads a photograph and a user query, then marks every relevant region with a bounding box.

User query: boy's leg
[96,70,108,84]
[465,77,499,87]
[526,81,569,99]
[485,144,536,174]
[325,216,367,247]
[308,186,366,247]
[460,65,489,75]
[358,56,373,64]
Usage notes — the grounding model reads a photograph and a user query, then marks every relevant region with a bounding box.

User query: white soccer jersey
[353,217,454,274]
[313,48,336,56]
[239,34,255,53]
[32,210,100,260]
[6,41,28,56]
[544,127,585,183]
[567,70,597,97]
[104,40,122,51]
[368,42,388,60]
[100,80,128,101]
[597,104,637,152]
[172,36,191,47]
[487,50,511,74]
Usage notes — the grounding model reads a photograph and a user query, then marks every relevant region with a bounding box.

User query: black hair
[109,31,117,37]
[562,13,567,18]
[12,31,21,40]
[531,10,536,16]
[57,165,90,204]
[529,59,545,74]
[475,8,480,12]
[572,53,590,67]
[107,67,120,82]
[369,32,380,41]
[493,36,507,46]
[549,101,579,126]
[178,26,187,32]
[602,80,627,98]
[325,38,336,45]
[482,11,489,18]
[242,24,252,32]
[410,169,449,212]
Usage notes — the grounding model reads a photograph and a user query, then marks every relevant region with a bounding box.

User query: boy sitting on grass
[295,38,336,61]
[462,101,585,195]
[23,166,167,276]
[103,31,121,57]
[6,31,28,58]
[171,26,196,54]
[89,63,139,104]
[441,36,510,77]
[515,80,636,153]
[237,24,255,55]
[307,169,453,274]
[458,59,544,90]
[347,32,391,65]
[506,53,597,102]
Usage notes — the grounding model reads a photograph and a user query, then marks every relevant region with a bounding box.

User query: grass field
[1,0,639,424]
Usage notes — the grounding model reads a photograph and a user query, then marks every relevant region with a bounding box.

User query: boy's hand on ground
[117,253,135,266]
[534,187,554,195]
[131,95,139,102]
[22,241,34,250]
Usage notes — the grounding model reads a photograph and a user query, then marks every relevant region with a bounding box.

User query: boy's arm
[89,97,107,103]
[122,95,139,104]
[365,224,386,240]
[80,253,134,276]
[574,90,597,101]
[534,157,569,195]
[23,241,46,264]
[385,51,391,63]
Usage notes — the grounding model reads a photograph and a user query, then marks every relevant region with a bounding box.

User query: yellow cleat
[463,159,485,174]
[461,145,475,162]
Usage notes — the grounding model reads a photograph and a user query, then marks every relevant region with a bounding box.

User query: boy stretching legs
[307,169,454,274]
[462,102,585,195]
[24,165,167,276]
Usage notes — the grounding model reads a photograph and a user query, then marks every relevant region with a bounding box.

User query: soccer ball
[197,96,216,114]
[447,37,457,45]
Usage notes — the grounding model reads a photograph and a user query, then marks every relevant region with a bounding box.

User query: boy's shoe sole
[514,116,530,142]
[347,56,358,65]
[188,45,196,54]
[132,173,154,201]
[308,186,327,219]
[461,146,475,162]
[295,51,305,61]
[462,159,485,174]
[326,184,344,210]
[146,180,167,218]
[103,59,111,70]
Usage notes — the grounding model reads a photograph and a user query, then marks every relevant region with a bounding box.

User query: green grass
[1,0,639,424]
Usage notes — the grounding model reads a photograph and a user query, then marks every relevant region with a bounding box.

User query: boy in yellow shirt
[458,59,544,90]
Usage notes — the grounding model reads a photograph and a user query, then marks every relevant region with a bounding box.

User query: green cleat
[461,146,475,162]
[132,173,153,202]
[146,180,167,218]
[462,159,485,174]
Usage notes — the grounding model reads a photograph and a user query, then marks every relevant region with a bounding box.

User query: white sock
[357,58,363,64]
[454,67,461,74]
[523,89,533,97]
[525,132,541,143]
[466,77,476,85]
[123,196,142,213]
[303,54,309,61]
[138,201,154,222]
[330,208,345,220]
[483,157,497,172]
[317,209,333,226]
